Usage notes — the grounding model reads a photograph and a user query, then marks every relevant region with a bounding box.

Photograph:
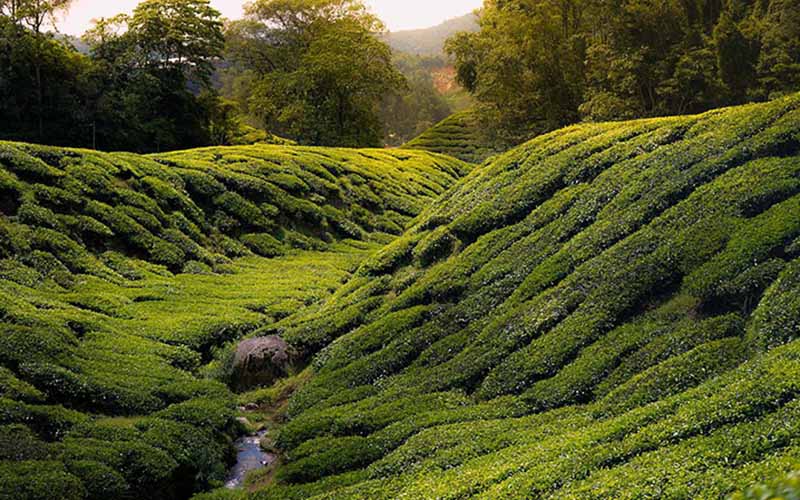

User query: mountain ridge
[383,13,479,57]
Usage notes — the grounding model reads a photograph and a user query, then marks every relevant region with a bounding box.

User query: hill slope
[0,142,469,499]
[383,14,479,56]
[248,94,800,499]
[403,109,503,163]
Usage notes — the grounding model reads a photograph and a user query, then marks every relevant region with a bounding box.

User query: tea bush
[252,94,800,499]
[0,141,468,499]
[403,110,504,163]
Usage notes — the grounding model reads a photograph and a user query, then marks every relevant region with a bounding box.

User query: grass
[0,142,469,499]
[243,93,800,499]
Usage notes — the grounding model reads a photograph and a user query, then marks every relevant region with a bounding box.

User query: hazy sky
[56,0,483,36]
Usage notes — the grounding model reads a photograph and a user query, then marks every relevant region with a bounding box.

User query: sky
[56,0,484,36]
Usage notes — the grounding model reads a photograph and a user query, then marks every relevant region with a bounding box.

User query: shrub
[22,250,73,287]
[64,460,128,500]
[0,367,43,403]
[0,138,470,500]
[154,398,235,433]
[213,191,272,231]
[730,471,800,500]
[0,324,74,369]
[413,226,458,266]
[147,239,185,268]
[0,399,89,440]
[240,233,286,258]
[0,461,84,500]
[183,260,213,275]
[0,424,48,460]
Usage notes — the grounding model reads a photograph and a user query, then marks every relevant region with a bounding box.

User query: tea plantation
[0,142,470,499]
[234,94,800,499]
[6,93,800,500]
[403,110,503,164]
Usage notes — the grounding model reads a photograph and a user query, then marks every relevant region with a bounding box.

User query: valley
[2,0,800,498]
[5,93,800,500]
[0,141,468,498]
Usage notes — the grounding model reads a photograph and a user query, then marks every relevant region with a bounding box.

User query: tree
[446,0,587,145]
[449,0,800,145]
[82,0,225,152]
[380,54,452,146]
[128,0,224,85]
[0,0,235,152]
[714,11,757,102]
[756,0,800,99]
[223,0,404,147]
[1,0,73,32]
[0,0,74,138]
[0,5,92,145]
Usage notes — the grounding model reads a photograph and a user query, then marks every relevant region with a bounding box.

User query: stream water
[225,429,275,489]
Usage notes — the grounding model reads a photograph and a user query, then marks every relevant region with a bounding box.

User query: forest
[1,0,800,499]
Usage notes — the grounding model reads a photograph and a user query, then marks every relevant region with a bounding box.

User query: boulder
[232,336,296,391]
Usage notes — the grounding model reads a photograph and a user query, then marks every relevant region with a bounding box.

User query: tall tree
[3,0,74,138]
[83,0,225,152]
[128,0,224,85]
[0,0,87,143]
[380,54,452,146]
[756,0,800,99]
[450,0,800,144]
[446,0,587,145]
[224,0,404,147]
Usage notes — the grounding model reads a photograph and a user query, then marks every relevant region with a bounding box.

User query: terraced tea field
[0,142,469,499]
[6,94,800,500]
[243,94,800,500]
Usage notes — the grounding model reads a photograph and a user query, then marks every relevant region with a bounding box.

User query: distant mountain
[384,13,479,56]
[54,33,90,54]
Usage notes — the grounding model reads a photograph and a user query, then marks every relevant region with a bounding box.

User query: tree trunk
[35,61,43,139]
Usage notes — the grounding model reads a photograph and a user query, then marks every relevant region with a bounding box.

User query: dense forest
[0,0,459,152]
[448,0,800,146]
[4,0,798,154]
[2,1,800,500]
[0,0,230,152]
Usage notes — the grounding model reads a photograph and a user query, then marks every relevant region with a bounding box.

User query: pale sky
[56,0,483,36]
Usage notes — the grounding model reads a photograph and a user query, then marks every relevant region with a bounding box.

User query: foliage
[730,470,800,500]
[0,0,244,152]
[379,54,453,147]
[223,0,404,147]
[0,140,468,499]
[244,94,800,499]
[403,108,503,163]
[448,0,800,145]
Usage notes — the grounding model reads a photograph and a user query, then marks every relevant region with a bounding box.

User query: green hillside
[403,109,505,163]
[0,142,469,499]
[239,94,800,499]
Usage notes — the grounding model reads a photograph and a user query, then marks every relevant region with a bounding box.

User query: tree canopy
[82,0,225,151]
[223,0,404,147]
[0,0,231,152]
[448,0,800,145]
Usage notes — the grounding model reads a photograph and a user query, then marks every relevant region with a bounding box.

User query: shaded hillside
[403,109,504,163]
[247,94,800,499]
[383,14,479,56]
[0,142,469,500]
